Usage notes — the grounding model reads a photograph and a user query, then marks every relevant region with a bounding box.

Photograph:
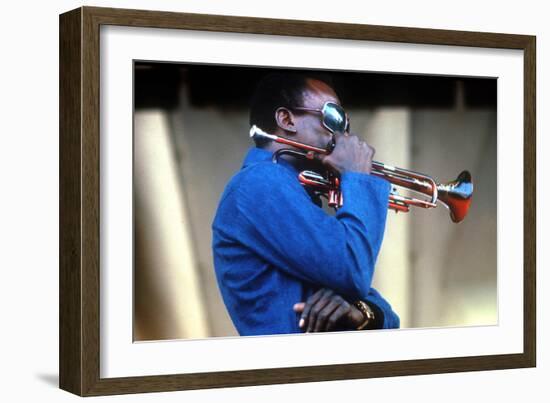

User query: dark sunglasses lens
[323,103,347,133]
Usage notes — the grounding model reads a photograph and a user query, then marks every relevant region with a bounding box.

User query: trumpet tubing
[249,126,474,223]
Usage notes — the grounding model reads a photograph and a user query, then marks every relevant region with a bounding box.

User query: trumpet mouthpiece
[249,125,260,138]
[249,125,277,141]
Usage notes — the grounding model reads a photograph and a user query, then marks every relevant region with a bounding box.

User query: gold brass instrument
[250,125,473,223]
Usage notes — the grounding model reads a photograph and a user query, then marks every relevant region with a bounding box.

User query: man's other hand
[293,288,365,332]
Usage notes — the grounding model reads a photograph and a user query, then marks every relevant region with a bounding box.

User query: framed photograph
[59,6,536,396]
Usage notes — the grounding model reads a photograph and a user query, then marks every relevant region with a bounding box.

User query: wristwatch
[354,300,375,330]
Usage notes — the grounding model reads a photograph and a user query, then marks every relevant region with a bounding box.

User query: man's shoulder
[224,160,297,198]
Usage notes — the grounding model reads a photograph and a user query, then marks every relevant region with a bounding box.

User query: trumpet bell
[437,170,473,223]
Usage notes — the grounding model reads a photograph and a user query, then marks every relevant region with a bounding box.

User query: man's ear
[275,107,297,134]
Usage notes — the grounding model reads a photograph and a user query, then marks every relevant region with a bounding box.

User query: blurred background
[133,62,497,341]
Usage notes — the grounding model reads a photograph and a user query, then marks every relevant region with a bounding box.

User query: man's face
[293,79,343,149]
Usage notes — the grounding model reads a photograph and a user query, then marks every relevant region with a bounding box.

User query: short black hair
[249,72,334,147]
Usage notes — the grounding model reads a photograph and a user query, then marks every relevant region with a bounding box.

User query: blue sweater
[212,147,400,335]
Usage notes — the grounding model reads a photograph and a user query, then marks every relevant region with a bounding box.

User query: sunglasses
[293,101,350,134]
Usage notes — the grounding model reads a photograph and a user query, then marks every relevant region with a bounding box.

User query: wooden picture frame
[59,6,536,396]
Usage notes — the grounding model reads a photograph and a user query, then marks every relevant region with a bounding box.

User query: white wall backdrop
[0,0,546,402]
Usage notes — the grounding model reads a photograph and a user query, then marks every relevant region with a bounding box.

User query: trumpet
[250,125,473,223]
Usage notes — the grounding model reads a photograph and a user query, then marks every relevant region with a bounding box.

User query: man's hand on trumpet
[293,288,367,332]
[319,132,375,175]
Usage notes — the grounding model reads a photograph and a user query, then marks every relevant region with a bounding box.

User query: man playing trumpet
[212,72,399,335]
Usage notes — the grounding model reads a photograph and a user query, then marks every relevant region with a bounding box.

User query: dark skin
[293,289,367,332]
[264,79,377,332]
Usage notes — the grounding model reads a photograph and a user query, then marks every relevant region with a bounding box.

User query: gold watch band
[354,300,375,330]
